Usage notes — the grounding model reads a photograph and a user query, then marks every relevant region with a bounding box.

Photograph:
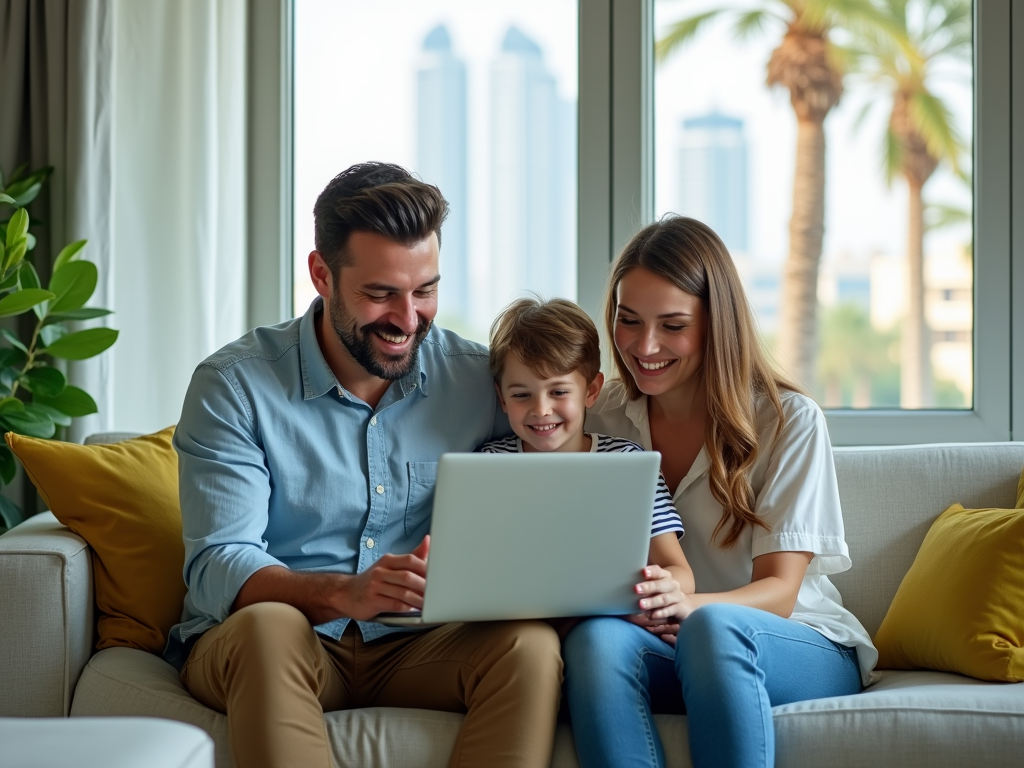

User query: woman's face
[613,267,707,399]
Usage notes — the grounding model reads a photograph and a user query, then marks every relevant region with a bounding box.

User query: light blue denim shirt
[164,298,507,670]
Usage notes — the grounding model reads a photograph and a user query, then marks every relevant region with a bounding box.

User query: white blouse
[586,381,878,685]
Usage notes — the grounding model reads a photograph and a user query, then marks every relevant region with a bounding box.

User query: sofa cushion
[872,467,1024,682]
[6,427,183,654]
[70,648,1024,768]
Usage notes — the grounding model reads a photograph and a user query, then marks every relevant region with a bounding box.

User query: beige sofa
[2,442,1023,767]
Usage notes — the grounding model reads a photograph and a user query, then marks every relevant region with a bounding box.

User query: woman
[564,216,877,768]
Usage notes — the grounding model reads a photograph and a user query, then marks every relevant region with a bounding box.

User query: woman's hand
[634,565,696,623]
[624,611,680,644]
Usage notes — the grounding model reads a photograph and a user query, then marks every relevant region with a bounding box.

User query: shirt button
[370,415,378,426]
[375,484,384,494]
[366,538,375,549]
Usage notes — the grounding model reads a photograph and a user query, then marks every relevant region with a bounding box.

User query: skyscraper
[489,26,575,315]
[678,111,749,254]
[417,24,468,321]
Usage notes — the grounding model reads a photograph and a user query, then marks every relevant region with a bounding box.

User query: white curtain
[1,0,250,439]
[110,0,248,434]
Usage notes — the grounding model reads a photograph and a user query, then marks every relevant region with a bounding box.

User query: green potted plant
[0,164,118,530]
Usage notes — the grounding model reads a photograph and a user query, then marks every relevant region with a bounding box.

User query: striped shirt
[478,433,684,538]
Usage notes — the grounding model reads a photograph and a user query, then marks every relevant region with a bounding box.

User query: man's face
[327,231,440,381]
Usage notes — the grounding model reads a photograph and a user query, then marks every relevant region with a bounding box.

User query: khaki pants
[181,602,563,768]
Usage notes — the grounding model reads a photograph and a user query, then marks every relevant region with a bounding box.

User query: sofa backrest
[830,442,1024,637]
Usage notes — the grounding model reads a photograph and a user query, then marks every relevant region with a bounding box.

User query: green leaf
[0,288,56,318]
[52,240,88,272]
[21,366,66,397]
[48,260,97,313]
[0,268,18,292]
[18,262,40,290]
[43,327,117,360]
[39,324,66,347]
[11,182,42,208]
[0,444,17,485]
[0,495,23,528]
[34,385,98,417]
[0,328,27,353]
[6,163,28,185]
[44,307,113,324]
[0,193,14,206]
[18,262,44,318]
[4,208,29,250]
[0,367,19,391]
[3,241,27,274]
[29,402,72,427]
[0,407,56,438]
[0,397,25,414]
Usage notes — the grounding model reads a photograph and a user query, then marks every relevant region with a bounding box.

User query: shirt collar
[624,393,649,430]
[299,298,340,400]
[298,297,431,401]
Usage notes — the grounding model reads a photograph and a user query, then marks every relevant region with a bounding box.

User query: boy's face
[496,355,604,453]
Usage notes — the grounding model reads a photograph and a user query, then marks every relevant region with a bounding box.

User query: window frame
[584,0,1018,445]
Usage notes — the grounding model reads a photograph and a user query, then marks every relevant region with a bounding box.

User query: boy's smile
[496,355,604,453]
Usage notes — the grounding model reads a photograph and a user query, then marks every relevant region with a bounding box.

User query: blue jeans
[563,604,862,768]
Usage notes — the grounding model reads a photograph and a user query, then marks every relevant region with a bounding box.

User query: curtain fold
[111,0,248,434]
[1,0,250,444]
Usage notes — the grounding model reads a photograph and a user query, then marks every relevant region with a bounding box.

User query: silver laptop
[376,450,659,626]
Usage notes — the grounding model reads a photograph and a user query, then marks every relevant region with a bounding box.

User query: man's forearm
[232,565,352,625]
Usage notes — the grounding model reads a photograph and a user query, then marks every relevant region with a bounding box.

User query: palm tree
[817,302,897,407]
[846,0,971,407]
[657,0,885,389]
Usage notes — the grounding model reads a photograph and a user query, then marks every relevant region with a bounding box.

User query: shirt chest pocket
[405,461,438,537]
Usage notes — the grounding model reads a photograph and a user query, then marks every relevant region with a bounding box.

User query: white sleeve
[749,395,852,576]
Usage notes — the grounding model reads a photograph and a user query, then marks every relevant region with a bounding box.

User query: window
[292,0,578,343]
[652,0,974,412]
[273,0,1020,443]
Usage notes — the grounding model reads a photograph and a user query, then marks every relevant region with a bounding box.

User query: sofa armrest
[0,512,94,716]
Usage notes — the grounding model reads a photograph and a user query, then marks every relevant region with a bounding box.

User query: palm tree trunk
[901,179,930,408]
[777,117,826,388]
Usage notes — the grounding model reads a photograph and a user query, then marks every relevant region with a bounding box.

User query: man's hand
[232,536,431,624]
[339,535,431,620]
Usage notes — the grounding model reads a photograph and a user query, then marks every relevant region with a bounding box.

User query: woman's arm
[640,550,813,623]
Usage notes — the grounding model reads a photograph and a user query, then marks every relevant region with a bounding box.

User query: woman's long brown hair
[604,216,802,548]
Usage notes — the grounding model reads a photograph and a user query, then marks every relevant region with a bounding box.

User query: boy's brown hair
[489,297,601,384]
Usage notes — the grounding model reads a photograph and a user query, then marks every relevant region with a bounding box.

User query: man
[167,162,562,768]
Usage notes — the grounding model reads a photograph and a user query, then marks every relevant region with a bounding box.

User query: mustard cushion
[6,427,184,655]
[873,468,1024,682]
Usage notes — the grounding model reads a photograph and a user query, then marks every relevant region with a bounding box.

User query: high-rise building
[678,111,748,254]
[489,26,575,317]
[417,24,468,321]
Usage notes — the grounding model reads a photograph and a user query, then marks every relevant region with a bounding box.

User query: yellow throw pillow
[873,469,1024,682]
[6,427,184,655]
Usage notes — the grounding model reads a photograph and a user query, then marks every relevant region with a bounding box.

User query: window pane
[653,0,974,409]
[293,0,579,343]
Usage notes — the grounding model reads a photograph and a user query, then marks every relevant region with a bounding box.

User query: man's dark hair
[313,162,449,278]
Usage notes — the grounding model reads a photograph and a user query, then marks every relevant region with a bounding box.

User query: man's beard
[329,292,431,381]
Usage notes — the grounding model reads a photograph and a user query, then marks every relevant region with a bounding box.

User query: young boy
[479,297,693,635]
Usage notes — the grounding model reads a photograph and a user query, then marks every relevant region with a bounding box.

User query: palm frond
[656,11,726,65]
[733,10,773,41]
[925,201,971,232]
[881,124,903,187]
[910,88,964,171]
